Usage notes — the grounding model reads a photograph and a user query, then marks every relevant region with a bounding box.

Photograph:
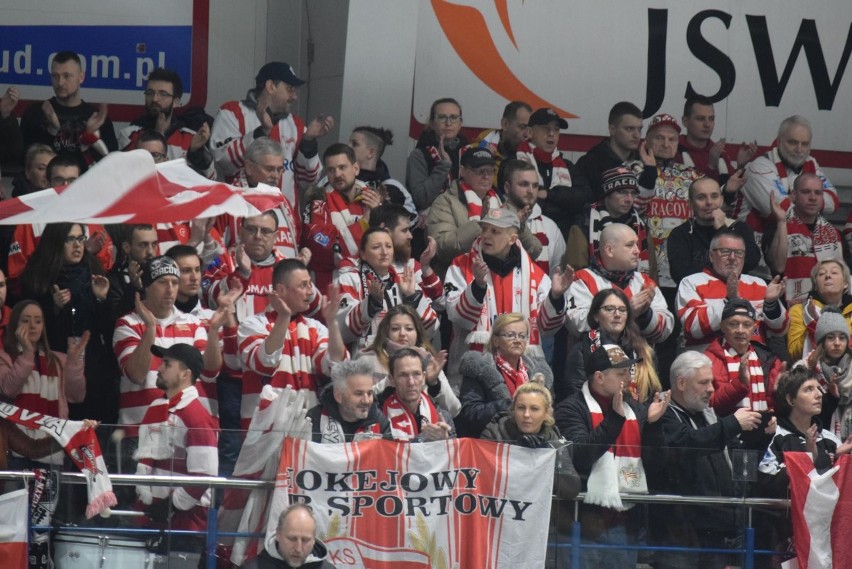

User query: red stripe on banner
[786,451,819,568]
[0,544,27,569]
[831,455,852,569]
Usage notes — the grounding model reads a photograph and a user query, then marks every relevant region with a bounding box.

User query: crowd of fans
[1,50,850,568]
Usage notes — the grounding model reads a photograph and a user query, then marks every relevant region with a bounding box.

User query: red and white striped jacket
[237,311,345,430]
[113,307,219,437]
[566,268,674,344]
[0,350,85,464]
[209,99,321,209]
[444,245,564,352]
[204,250,282,323]
[135,385,218,532]
[676,268,789,351]
[336,261,439,350]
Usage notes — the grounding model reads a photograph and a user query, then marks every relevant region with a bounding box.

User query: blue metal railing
[0,471,791,568]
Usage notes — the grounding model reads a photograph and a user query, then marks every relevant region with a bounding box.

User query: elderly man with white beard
[648,351,761,569]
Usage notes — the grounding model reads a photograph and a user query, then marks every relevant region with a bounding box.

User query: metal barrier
[0,471,791,568]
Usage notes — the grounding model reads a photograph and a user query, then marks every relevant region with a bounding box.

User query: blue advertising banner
[0,25,192,91]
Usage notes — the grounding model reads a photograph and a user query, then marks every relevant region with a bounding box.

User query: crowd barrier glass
[0,424,793,569]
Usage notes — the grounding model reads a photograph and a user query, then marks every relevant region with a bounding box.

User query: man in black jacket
[650,350,761,569]
[306,359,391,443]
[574,101,642,201]
[555,344,668,569]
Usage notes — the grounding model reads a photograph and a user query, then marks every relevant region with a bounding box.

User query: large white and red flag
[786,452,852,569]
[0,150,283,225]
[267,437,555,569]
[0,489,28,569]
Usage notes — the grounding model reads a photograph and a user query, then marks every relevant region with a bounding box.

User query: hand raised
[67,331,91,361]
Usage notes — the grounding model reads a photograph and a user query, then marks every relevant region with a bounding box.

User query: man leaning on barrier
[306,359,391,443]
[648,350,762,569]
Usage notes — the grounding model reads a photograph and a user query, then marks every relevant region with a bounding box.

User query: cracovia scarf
[721,339,768,412]
[0,402,116,518]
[461,182,500,221]
[382,392,440,440]
[581,382,645,511]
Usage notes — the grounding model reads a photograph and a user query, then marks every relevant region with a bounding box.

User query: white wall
[339,0,420,177]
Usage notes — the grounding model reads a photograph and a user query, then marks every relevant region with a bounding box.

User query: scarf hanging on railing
[0,403,116,518]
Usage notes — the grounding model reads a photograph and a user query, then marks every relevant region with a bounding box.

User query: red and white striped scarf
[325,183,366,255]
[382,392,441,441]
[722,339,769,411]
[582,382,645,511]
[515,141,573,188]
[527,209,552,274]
[785,208,842,304]
[495,354,529,396]
[0,403,116,518]
[461,183,500,221]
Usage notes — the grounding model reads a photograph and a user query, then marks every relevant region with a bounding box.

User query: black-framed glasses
[712,247,745,259]
[600,305,628,314]
[433,114,461,124]
[241,224,276,237]
[64,235,87,245]
[144,89,175,100]
[50,176,77,186]
[498,332,528,341]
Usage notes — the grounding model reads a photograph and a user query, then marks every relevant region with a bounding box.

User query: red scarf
[495,354,528,396]
[582,382,645,510]
[325,186,365,255]
[721,339,769,411]
[461,182,500,220]
[382,392,441,440]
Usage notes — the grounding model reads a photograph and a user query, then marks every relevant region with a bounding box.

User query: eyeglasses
[470,167,495,178]
[241,224,276,237]
[498,332,528,341]
[149,152,167,162]
[144,89,175,100]
[600,305,628,314]
[64,235,87,245]
[50,176,77,186]
[712,247,745,259]
[433,114,461,124]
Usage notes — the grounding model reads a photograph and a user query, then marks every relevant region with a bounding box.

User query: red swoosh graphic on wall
[432,0,577,118]
[495,0,517,48]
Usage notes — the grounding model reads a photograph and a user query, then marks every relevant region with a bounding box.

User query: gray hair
[276,503,316,533]
[670,351,712,384]
[709,229,744,251]
[330,359,375,391]
[246,136,285,162]
[777,115,812,140]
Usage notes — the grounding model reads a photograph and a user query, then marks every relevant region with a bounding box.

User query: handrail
[0,469,791,508]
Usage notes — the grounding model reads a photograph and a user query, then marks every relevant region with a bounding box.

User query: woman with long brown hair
[558,288,660,404]
[0,300,88,466]
[357,304,459,417]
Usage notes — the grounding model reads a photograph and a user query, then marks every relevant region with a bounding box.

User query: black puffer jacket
[242,539,336,568]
